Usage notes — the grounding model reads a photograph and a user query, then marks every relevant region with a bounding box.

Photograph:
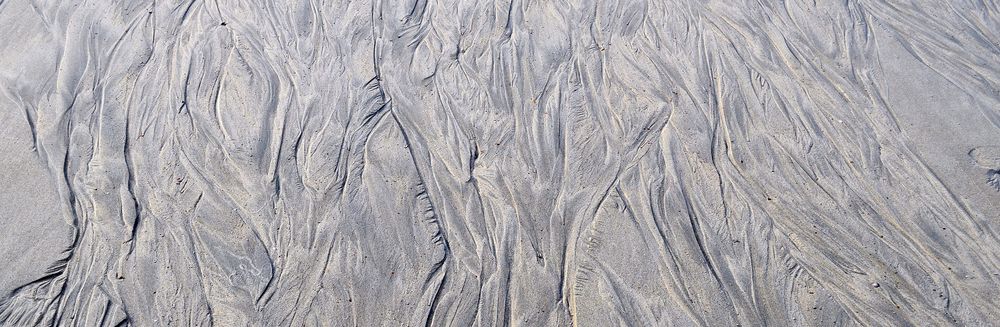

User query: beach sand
[1,0,998,325]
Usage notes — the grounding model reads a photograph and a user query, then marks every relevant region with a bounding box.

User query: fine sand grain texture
[1,0,998,326]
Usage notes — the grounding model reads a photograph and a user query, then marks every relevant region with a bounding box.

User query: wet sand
[1,0,998,325]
